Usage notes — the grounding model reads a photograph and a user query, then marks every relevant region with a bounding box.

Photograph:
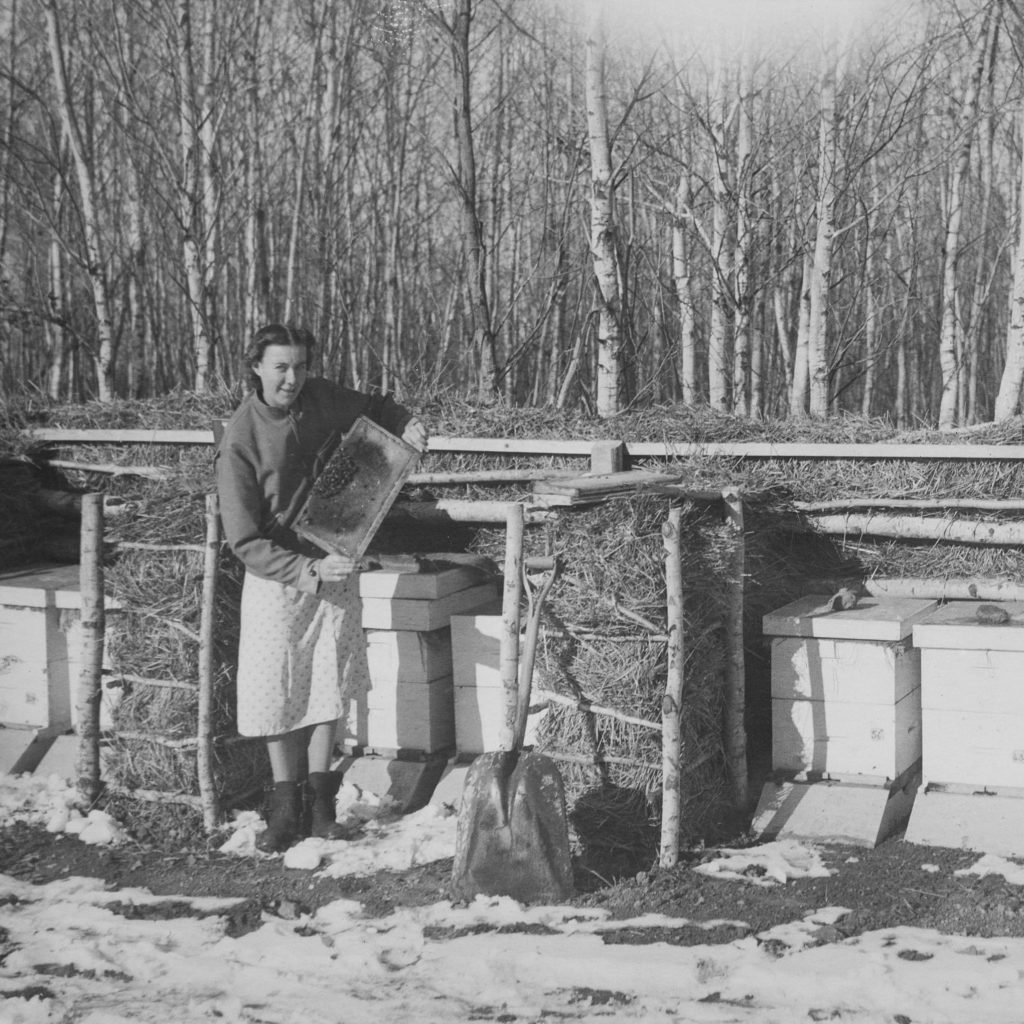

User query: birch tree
[938,1,999,429]
[584,3,624,417]
[449,0,496,398]
[43,0,116,401]
[807,33,842,418]
[994,48,1024,420]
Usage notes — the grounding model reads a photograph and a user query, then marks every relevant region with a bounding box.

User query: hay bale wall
[6,391,1024,859]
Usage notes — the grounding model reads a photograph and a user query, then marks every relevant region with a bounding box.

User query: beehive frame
[295,416,419,560]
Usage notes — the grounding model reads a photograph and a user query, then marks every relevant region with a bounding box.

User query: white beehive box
[364,628,452,684]
[340,674,455,754]
[912,601,1024,789]
[450,612,505,755]
[449,608,554,757]
[764,595,937,778]
[341,566,499,755]
[0,564,120,731]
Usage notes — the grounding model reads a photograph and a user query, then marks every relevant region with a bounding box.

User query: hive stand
[752,594,937,847]
[906,601,1024,857]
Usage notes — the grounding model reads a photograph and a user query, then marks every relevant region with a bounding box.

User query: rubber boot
[256,781,302,853]
[307,772,355,840]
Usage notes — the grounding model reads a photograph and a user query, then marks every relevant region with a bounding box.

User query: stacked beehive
[340,565,499,756]
[753,594,938,846]
[906,602,1024,856]
[762,595,937,780]
[0,563,120,772]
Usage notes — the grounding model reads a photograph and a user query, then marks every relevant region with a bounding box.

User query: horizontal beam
[32,428,215,444]
[26,428,1024,462]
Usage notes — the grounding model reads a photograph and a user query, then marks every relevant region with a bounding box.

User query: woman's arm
[215,442,321,592]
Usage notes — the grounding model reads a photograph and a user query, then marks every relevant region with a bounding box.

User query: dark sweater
[215,378,413,591]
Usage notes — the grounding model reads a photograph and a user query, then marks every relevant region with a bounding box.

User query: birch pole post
[722,487,749,809]
[660,503,685,867]
[498,503,525,751]
[197,494,220,831]
[76,493,105,805]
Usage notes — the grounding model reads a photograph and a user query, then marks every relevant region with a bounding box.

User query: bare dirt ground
[1,817,1020,946]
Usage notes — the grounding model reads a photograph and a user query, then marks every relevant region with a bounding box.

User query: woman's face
[252,344,308,410]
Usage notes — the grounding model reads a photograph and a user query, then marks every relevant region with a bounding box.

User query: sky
[5,772,1024,1022]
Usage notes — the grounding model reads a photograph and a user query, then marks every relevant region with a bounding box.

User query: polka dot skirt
[236,571,370,736]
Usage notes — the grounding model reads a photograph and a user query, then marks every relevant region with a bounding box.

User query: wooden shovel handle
[513,555,560,749]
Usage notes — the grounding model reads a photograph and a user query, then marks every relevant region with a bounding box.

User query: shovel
[450,507,574,903]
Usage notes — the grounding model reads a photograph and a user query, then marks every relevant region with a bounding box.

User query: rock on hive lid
[762,595,939,642]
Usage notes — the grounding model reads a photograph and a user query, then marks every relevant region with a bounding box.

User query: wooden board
[763,595,938,641]
[360,582,499,631]
[0,563,122,610]
[771,689,922,778]
[913,600,1024,651]
[770,637,920,704]
[532,469,683,506]
[905,787,1024,856]
[752,767,920,848]
[295,416,419,559]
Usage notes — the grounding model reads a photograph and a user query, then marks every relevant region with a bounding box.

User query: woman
[215,323,427,852]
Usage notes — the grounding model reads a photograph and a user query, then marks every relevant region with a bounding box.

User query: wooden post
[589,439,629,475]
[722,487,749,809]
[660,503,684,867]
[498,503,525,751]
[76,493,105,805]
[197,493,220,831]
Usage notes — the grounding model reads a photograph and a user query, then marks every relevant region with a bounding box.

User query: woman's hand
[317,553,358,583]
[402,417,428,452]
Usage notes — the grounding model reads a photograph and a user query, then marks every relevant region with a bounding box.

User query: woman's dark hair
[244,323,316,389]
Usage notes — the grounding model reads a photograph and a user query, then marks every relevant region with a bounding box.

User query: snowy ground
[4,773,1024,1023]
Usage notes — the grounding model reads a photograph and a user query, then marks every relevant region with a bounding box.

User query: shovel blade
[451,749,574,904]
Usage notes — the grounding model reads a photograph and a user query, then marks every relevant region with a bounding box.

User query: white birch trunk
[176,0,209,391]
[44,0,115,401]
[733,50,753,416]
[708,48,731,412]
[46,169,66,401]
[585,6,622,418]
[790,250,813,417]
[808,37,839,419]
[995,94,1024,420]
[939,4,995,429]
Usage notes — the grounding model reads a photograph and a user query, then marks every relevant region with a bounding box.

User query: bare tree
[43,0,116,400]
[584,3,624,417]
[938,1,999,429]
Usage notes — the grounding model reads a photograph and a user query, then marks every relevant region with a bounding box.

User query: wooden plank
[533,470,683,505]
[625,440,1024,461]
[26,429,1024,462]
[360,582,499,631]
[763,595,938,641]
[753,770,919,848]
[31,428,214,444]
[905,787,1024,856]
[0,563,122,610]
